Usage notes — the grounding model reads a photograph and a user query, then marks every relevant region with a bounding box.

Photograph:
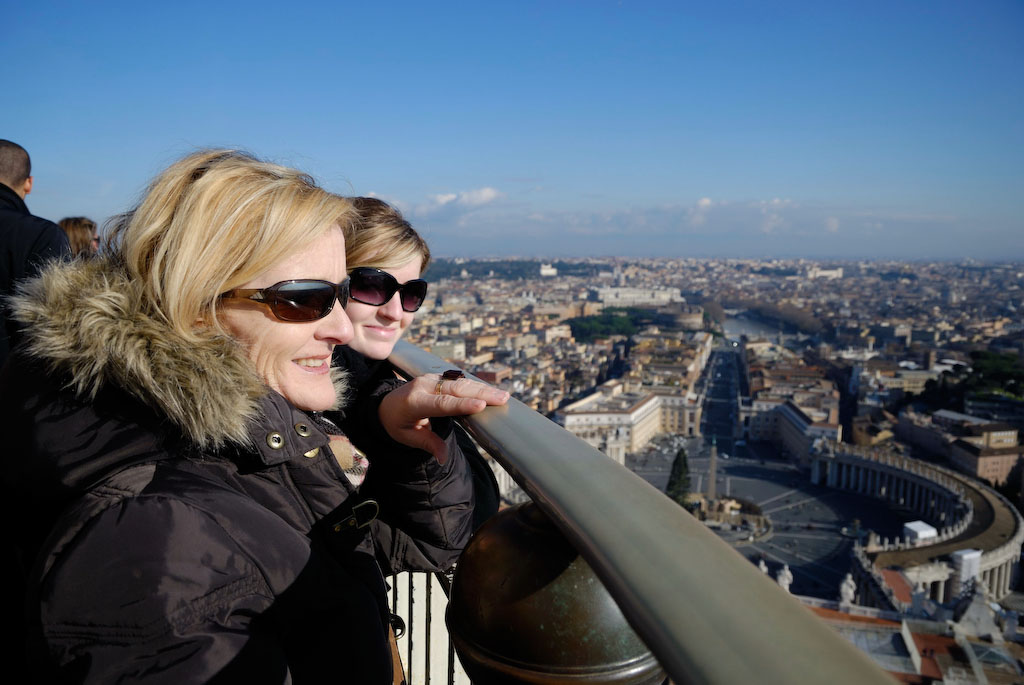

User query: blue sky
[3,1,1022,259]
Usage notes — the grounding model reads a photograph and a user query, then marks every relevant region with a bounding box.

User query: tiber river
[721,314,783,340]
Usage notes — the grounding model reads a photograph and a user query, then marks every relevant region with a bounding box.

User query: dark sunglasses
[349,267,428,313]
[221,278,350,322]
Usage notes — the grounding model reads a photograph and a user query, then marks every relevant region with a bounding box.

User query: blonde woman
[331,198,500,531]
[1,151,507,682]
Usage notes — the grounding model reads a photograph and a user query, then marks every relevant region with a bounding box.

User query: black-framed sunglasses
[221,278,350,322]
[349,267,428,313]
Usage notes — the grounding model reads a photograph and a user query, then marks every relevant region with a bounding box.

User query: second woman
[331,197,501,532]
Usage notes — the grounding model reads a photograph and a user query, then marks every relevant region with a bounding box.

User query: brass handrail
[390,340,894,684]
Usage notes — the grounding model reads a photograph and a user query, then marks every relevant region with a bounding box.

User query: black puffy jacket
[0,182,70,368]
[331,345,501,532]
[0,258,474,683]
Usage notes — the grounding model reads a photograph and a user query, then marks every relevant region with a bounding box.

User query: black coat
[1,258,474,683]
[332,345,501,532]
[0,182,69,368]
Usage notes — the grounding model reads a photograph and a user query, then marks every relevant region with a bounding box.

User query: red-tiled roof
[881,569,914,603]
[909,633,956,681]
[809,606,898,626]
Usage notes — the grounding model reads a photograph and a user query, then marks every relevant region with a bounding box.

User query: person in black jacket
[0,150,507,683]
[0,140,70,369]
[331,198,501,531]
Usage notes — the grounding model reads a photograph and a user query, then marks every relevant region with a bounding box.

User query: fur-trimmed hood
[10,257,273,450]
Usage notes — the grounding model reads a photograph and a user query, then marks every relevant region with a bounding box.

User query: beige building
[592,286,683,307]
[555,380,702,463]
[738,340,842,463]
[948,423,1022,485]
[775,401,842,465]
[897,410,1022,486]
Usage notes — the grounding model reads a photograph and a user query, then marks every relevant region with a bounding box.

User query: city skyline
[4,1,1022,260]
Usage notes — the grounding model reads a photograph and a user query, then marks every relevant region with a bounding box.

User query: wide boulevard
[628,340,908,599]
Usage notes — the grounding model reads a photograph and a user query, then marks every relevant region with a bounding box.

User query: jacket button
[303,447,320,459]
[294,422,312,437]
[266,432,285,449]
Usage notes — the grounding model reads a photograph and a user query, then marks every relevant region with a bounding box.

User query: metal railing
[390,340,894,684]
[388,570,467,684]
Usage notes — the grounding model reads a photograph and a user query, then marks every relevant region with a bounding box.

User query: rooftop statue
[840,573,857,604]
[776,564,793,593]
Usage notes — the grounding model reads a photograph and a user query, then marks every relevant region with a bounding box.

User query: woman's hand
[378,373,509,462]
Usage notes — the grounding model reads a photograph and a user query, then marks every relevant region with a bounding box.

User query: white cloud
[688,197,714,226]
[420,196,1009,259]
[753,198,797,210]
[415,187,504,216]
[458,187,502,206]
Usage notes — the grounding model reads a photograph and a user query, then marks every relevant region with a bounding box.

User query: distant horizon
[423,250,1024,262]
[36,194,1023,263]
[47,203,1021,262]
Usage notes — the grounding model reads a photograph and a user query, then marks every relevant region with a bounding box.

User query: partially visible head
[345,197,430,273]
[58,217,99,257]
[342,197,431,360]
[0,140,32,197]
[109,149,356,409]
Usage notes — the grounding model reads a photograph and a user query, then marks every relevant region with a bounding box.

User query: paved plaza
[626,344,917,599]
[629,435,911,600]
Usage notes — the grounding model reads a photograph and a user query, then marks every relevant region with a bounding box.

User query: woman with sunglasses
[343,198,429,363]
[0,150,507,682]
[330,198,501,531]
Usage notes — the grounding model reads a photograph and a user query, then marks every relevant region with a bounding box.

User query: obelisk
[708,436,718,500]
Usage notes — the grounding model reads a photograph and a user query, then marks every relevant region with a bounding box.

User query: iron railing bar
[447,627,456,685]
[432,570,457,685]
[407,573,415,685]
[425,574,433,683]
[390,341,893,685]
[391,572,398,619]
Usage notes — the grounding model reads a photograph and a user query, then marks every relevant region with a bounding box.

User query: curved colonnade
[809,447,1023,602]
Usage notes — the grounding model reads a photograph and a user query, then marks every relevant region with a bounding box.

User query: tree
[665,447,691,506]
[699,299,726,325]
